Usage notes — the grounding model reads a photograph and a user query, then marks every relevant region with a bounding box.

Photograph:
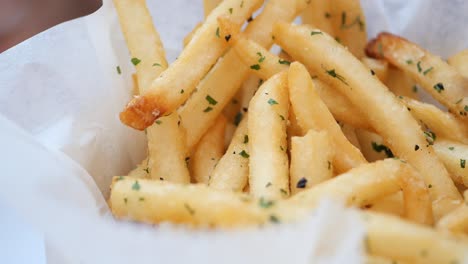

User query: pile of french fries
[110,0,468,263]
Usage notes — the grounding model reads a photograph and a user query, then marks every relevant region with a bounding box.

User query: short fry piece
[288,62,367,173]
[120,0,263,130]
[290,130,334,194]
[433,139,468,187]
[366,32,468,119]
[190,115,227,184]
[274,22,462,219]
[291,159,433,225]
[209,115,249,191]
[147,113,190,183]
[249,72,290,199]
[448,49,468,78]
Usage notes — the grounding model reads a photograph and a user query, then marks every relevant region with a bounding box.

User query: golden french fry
[385,66,419,99]
[401,97,468,144]
[120,0,263,130]
[341,123,361,149]
[190,115,227,184]
[113,0,168,92]
[146,113,190,183]
[249,72,290,199]
[433,139,468,187]
[288,62,367,173]
[366,32,468,119]
[437,202,468,234]
[203,0,222,18]
[448,49,468,78]
[356,129,393,162]
[328,0,367,58]
[273,22,462,219]
[364,211,468,264]
[291,159,433,225]
[290,130,334,194]
[361,57,389,82]
[180,0,306,151]
[300,0,334,34]
[371,192,404,217]
[127,158,149,179]
[183,22,203,47]
[209,115,249,191]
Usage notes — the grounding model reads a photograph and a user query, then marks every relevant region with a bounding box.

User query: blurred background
[0,0,102,52]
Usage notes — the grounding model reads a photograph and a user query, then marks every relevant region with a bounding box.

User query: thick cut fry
[341,123,361,149]
[291,159,433,225]
[364,212,468,264]
[433,139,468,187]
[288,62,367,173]
[274,22,462,219]
[366,32,468,119]
[371,192,404,217]
[290,130,334,194]
[328,0,367,58]
[437,202,468,234]
[113,0,168,92]
[361,57,388,82]
[203,0,222,18]
[120,0,263,130]
[147,114,190,183]
[249,72,290,199]
[300,0,334,34]
[448,49,468,78]
[401,97,468,144]
[180,0,304,151]
[109,177,273,228]
[209,115,249,191]
[356,129,392,162]
[385,67,419,99]
[190,115,227,184]
[183,22,202,47]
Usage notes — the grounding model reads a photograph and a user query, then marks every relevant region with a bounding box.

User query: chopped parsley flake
[203,107,213,112]
[417,61,422,73]
[243,135,249,144]
[131,57,141,66]
[143,167,150,174]
[325,68,348,85]
[428,184,432,189]
[266,182,272,187]
[268,98,278,105]
[234,112,243,126]
[406,60,413,64]
[259,197,275,208]
[433,83,444,93]
[279,115,285,120]
[269,215,280,224]
[449,147,455,150]
[257,52,266,63]
[328,161,331,170]
[413,85,418,93]
[278,59,291,65]
[239,150,250,158]
[116,66,121,74]
[371,142,394,158]
[423,67,433,75]
[124,197,128,204]
[206,95,218,105]
[116,176,125,181]
[229,7,233,14]
[296,177,308,189]
[155,120,162,125]
[461,159,466,169]
[340,12,365,31]
[250,64,261,70]
[280,189,288,196]
[424,131,436,145]
[240,0,244,8]
[139,197,145,201]
[180,89,184,94]
[465,105,468,112]
[310,30,323,36]
[153,63,161,67]
[184,203,195,215]
[132,180,141,191]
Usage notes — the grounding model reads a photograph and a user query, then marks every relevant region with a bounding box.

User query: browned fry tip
[119,96,165,130]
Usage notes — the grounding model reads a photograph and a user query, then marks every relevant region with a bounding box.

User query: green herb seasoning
[116,66,121,74]
[153,63,161,67]
[406,60,413,64]
[433,83,444,93]
[243,135,249,144]
[268,98,278,105]
[449,147,455,151]
[203,107,213,113]
[296,177,308,188]
[215,27,220,38]
[371,142,394,158]
[257,52,266,63]
[132,180,141,191]
[206,95,218,105]
[423,67,433,75]
[116,176,125,181]
[184,203,195,215]
[461,159,466,169]
[155,120,162,125]
[131,57,141,66]
[259,197,275,208]
[310,30,323,36]
[250,64,261,70]
[269,215,280,224]
[239,150,250,158]
[278,59,291,65]
[325,68,348,85]
[424,131,436,145]
[417,61,422,73]
[229,7,233,14]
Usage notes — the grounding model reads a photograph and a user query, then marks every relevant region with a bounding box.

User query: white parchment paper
[0,0,467,263]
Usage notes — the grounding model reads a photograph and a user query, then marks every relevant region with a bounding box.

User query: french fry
[179,0,306,151]
[448,49,468,78]
[248,72,290,199]
[300,0,334,34]
[433,139,468,187]
[209,115,249,191]
[113,0,168,92]
[437,202,468,234]
[364,211,468,264]
[356,129,393,162]
[371,192,404,217]
[341,123,361,149]
[183,22,202,47]
[190,115,227,184]
[401,97,468,144]
[120,0,263,130]
[385,67,419,99]
[273,22,462,219]
[147,113,190,183]
[291,159,433,225]
[288,62,367,173]
[203,0,222,18]
[361,57,389,82]
[115,0,190,184]
[328,0,367,58]
[290,130,334,194]
[366,32,468,119]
